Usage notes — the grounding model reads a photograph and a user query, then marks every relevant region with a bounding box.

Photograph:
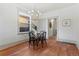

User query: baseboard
[75,42,79,49]
[76,45,79,49]
[56,39,76,44]
[0,39,27,50]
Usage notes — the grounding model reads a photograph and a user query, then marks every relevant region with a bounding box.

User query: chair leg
[33,40,37,49]
[29,40,31,48]
[33,40,34,49]
[37,39,40,47]
[45,39,47,46]
[41,40,44,48]
[36,40,38,47]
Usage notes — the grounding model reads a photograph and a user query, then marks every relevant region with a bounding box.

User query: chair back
[40,31,46,39]
[29,31,35,39]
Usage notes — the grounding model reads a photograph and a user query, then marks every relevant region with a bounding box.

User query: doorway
[48,18,57,39]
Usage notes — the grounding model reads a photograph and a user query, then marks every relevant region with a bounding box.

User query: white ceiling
[17,3,76,13]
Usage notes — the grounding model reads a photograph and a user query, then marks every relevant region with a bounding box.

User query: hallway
[0,37,79,56]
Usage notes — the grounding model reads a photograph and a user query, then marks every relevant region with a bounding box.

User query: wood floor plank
[0,37,79,56]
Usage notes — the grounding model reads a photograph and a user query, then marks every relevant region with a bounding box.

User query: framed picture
[62,19,71,27]
[17,11,31,34]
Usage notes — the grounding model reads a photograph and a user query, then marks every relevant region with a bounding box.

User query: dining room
[0,3,79,56]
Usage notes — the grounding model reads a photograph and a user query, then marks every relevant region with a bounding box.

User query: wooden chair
[28,31,37,48]
[39,31,47,48]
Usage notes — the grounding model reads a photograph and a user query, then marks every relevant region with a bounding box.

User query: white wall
[0,4,28,48]
[43,4,79,47]
[38,18,48,39]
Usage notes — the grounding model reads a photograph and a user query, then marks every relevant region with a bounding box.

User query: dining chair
[40,31,47,48]
[28,31,37,48]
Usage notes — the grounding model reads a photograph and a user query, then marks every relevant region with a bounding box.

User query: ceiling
[17,3,76,13]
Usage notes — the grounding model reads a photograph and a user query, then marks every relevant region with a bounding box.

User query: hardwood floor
[0,37,79,56]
